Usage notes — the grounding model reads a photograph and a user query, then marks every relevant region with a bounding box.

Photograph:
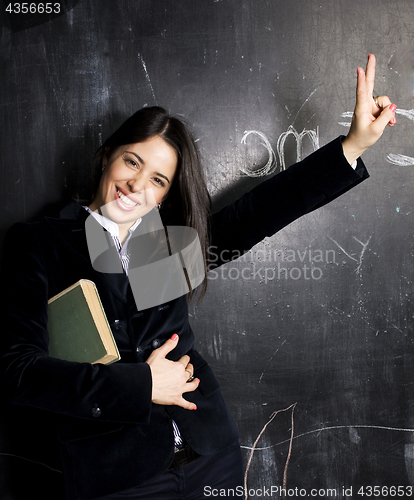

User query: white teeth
[117,188,139,208]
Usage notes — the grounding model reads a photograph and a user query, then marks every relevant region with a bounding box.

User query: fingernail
[390,104,397,112]
[170,334,178,341]
[193,405,197,410]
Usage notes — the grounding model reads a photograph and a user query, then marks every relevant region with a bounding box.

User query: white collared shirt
[83,206,142,275]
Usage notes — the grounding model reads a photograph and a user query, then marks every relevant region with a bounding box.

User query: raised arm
[209,54,396,270]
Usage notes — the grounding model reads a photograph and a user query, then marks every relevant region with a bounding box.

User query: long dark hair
[89,106,211,302]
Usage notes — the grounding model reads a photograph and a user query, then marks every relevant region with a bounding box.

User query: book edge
[80,281,121,364]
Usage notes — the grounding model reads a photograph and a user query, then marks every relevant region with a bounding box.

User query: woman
[0,55,396,499]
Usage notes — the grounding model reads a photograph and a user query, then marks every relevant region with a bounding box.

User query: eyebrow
[125,150,171,184]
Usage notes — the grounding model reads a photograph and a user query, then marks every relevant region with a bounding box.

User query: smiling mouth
[116,187,140,209]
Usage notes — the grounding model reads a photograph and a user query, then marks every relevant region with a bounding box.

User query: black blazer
[0,137,368,499]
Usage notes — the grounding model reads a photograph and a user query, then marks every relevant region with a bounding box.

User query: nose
[127,174,147,193]
[126,175,156,206]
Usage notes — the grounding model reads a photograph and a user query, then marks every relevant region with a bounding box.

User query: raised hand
[146,334,199,410]
[342,53,396,165]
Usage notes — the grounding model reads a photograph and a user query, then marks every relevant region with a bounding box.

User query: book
[47,279,120,364]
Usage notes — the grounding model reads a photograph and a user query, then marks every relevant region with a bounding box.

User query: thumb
[156,333,179,357]
[372,103,397,135]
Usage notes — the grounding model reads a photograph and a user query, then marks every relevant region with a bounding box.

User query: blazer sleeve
[208,136,369,268]
[0,222,153,425]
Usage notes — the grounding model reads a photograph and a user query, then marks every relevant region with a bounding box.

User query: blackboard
[1,0,414,498]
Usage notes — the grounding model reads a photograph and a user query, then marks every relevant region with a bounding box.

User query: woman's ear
[101,148,112,172]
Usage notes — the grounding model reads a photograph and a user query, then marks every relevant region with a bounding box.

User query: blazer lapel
[45,200,130,304]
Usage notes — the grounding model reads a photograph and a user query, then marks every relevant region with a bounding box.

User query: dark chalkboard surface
[1,0,414,498]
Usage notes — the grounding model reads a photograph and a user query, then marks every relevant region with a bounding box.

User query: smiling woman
[87,106,212,301]
[88,136,178,243]
[0,56,398,500]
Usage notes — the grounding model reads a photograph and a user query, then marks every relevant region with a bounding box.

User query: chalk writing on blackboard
[384,105,414,164]
[327,235,372,277]
[338,111,354,127]
[258,340,287,383]
[138,52,157,104]
[242,106,414,175]
[240,126,319,177]
[240,130,276,177]
[386,153,414,166]
[243,403,296,500]
[270,423,414,449]
[396,108,414,121]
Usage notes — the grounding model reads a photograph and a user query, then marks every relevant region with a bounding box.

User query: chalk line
[259,340,287,383]
[243,403,296,499]
[326,236,358,264]
[240,130,277,177]
[138,53,157,103]
[241,423,414,452]
[276,126,319,171]
[353,235,372,277]
[386,154,414,166]
[396,108,414,121]
[292,86,321,125]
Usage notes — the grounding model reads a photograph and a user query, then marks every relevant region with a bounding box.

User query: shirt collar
[82,206,142,238]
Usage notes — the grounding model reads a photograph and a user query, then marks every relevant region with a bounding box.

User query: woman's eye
[123,157,138,168]
[153,177,165,187]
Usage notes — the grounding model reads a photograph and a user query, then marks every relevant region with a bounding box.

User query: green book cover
[47,280,120,365]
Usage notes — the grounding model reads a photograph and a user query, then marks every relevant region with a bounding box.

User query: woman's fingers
[178,354,190,367]
[343,54,397,164]
[365,53,376,97]
[177,398,198,411]
[177,382,200,410]
[184,376,199,392]
[374,95,396,125]
[356,55,396,126]
[355,66,368,108]
[371,103,397,134]
[374,95,391,108]
[355,54,375,108]
[184,362,194,381]
[172,378,200,411]
[146,335,199,409]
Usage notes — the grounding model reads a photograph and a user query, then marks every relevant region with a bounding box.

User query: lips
[115,187,140,210]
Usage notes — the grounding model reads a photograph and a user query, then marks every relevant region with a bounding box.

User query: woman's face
[89,135,177,227]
